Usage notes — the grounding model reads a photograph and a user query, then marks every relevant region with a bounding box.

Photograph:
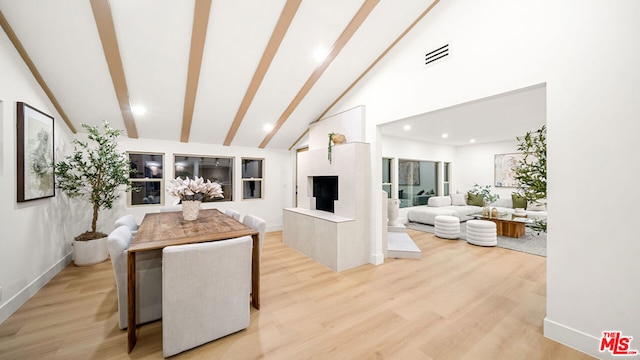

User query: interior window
[241,158,264,200]
[398,159,438,208]
[128,152,164,206]
[382,158,392,198]
[174,155,233,202]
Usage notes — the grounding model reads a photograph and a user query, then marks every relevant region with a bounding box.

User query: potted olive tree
[55,121,132,266]
[514,125,547,233]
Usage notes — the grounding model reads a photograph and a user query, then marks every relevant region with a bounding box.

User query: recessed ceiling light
[403,124,411,131]
[313,47,328,62]
[263,123,274,132]
[131,105,146,116]
[441,133,449,138]
[469,139,476,143]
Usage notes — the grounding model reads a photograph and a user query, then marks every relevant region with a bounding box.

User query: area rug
[405,221,547,257]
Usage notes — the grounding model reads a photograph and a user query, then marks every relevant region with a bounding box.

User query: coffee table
[470,212,533,238]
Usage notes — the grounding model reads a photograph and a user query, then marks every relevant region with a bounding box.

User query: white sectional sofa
[407,194,546,226]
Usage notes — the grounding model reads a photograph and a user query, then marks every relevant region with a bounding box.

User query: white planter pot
[72,236,109,266]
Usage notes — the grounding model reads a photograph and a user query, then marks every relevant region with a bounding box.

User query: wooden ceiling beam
[223,0,302,146]
[260,0,380,149]
[90,0,138,138]
[180,0,212,143]
[288,0,441,151]
[0,11,77,133]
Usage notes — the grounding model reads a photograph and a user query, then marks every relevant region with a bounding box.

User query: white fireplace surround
[283,107,371,272]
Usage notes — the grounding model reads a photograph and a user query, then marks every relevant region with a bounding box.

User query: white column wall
[324,0,640,357]
[543,2,640,357]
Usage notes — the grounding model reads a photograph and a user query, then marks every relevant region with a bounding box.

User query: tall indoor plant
[55,121,132,265]
[514,125,547,232]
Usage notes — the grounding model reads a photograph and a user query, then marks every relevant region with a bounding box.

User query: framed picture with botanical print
[17,102,55,202]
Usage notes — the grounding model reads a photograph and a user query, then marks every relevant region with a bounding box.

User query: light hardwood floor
[0,230,595,359]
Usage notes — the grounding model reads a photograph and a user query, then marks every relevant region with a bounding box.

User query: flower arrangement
[469,183,500,204]
[167,176,224,202]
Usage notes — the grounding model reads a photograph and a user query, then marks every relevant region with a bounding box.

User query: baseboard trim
[369,252,384,265]
[544,317,607,359]
[0,252,73,324]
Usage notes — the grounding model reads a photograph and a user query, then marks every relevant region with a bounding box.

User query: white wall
[109,137,292,233]
[0,25,75,323]
[0,24,293,324]
[543,2,640,357]
[326,0,640,357]
[454,140,519,199]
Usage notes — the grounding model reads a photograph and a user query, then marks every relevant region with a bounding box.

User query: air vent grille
[425,44,449,66]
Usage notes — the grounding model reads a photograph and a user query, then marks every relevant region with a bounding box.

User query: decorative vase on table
[482,199,491,217]
[182,200,201,221]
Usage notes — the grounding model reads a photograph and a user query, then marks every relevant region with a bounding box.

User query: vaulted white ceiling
[0,0,442,150]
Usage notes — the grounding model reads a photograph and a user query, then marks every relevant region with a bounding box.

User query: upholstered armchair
[162,236,252,357]
[107,225,162,329]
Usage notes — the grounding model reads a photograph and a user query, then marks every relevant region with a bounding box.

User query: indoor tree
[55,121,132,241]
[514,125,547,232]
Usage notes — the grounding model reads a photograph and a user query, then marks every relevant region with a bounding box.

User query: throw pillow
[451,193,466,206]
[467,192,484,206]
[417,190,425,195]
[511,193,527,209]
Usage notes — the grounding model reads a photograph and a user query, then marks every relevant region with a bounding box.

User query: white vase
[182,200,201,221]
[72,236,109,266]
[388,198,401,226]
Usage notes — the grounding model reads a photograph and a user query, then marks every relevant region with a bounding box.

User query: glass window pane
[382,184,391,198]
[398,159,438,208]
[129,153,163,179]
[382,158,392,198]
[242,159,262,178]
[382,158,391,183]
[243,180,262,199]
[174,156,233,202]
[131,181,162,205]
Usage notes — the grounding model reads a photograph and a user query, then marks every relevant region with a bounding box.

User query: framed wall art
[17,102,55,202]
[494,152,524,188]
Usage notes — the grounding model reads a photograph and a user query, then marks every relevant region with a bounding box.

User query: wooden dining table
[126,208,260,353]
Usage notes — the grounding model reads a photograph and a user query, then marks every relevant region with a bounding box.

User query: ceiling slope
[0,0,448,149]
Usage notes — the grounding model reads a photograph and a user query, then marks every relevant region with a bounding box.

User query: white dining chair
[107,226,162,329]
[114,214,138,234]
[225,209,241,221]
[162,236,252,357]
[242,214,266,254]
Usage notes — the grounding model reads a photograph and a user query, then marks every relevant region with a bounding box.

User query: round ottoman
[434,215,460,239]
[466,220,497,246]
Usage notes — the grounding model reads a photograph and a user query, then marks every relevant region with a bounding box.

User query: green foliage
[55,121,132,238]
[468,183,499,204]
[328,133,334,163]
[514,125,547,232]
